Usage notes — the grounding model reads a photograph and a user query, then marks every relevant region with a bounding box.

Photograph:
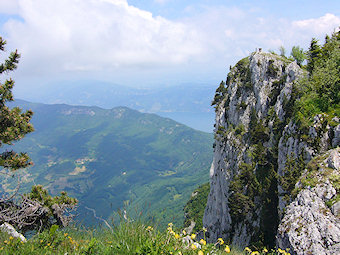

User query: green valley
[3,100,213,227]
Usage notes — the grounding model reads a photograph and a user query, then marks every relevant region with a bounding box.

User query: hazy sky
[0,0,339,91]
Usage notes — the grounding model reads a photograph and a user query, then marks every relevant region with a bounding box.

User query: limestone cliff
[203,50,339,250]
[277,148,340,255]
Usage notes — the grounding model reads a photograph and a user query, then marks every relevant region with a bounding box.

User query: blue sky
[0,0,339,93]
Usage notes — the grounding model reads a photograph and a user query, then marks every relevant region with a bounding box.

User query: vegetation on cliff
[205,29,339,251]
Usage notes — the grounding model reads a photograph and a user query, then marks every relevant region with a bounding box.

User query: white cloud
[3,0,203,77]
[1,0,339,86]
[292,13,340,38]
[0,0,20,14]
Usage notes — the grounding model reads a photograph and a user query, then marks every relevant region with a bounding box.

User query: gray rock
[203,51,302,245]
[277,149,340,255]
[331,201,340,217]
[203,49,340,252]
[0,222,26,242]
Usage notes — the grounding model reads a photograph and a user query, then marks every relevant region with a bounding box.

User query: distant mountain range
[3,100,213,227]
[14,81,217,132]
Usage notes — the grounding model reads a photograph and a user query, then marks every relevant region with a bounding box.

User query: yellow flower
[263,248,268,253]
[218,238,224,245]
[9,237,13,240]
[199,239,206,246]
[244,247,252,253]
[224,245,231,253]
[198,251,204,255]
[191,243,197,250]
[40,240,43,243]
[202,227,207,232]
[278,248,284,254]
[47,243,51,246]
[168,223,173,227]
[191,233,196,240]
[175,234,180,239]
[146,226,153,231]
[64,233,68,237]
[182,230,186,235]
[251,252,260,255]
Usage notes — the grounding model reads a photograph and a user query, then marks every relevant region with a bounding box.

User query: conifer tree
[0,37,34,171]
[306,38,322,73]
[0,37,77,232]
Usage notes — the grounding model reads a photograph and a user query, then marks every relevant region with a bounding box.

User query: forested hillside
[3,100,213,227]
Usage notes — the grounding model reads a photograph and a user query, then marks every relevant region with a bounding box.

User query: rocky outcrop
[277,115,340,217]
[0,222,26,242]
[203,50,340,249]
[277,148,340,255]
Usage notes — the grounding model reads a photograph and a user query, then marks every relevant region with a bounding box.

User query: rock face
[0,222,26,242]
[277,148,340,255]
[203,51,340,249]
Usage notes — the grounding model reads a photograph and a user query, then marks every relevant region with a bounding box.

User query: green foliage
[293,30,340,128]
[279,46,286,57]
[27,185,78,210]
[306,38,322,73]
[0,222,246,255]
[266,60,279,77]
[229,163,259,223]
[0,36,34,171]
[212,81,227,106]
[290,46,306,66]
[279,153,305,201]
[183,182,210,232]
[249,109,269,144]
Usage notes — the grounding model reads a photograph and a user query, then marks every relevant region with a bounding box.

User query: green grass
[0,222,291,255]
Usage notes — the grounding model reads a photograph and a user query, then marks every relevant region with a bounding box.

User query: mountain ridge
[3,99,214,227]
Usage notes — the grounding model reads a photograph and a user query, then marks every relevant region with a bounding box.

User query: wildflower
[244,247,252,253]
[64,233,68,237]
[263,248,268,253]
[224,245,230,253]
[191,233,196,240]
[146,226,153,231]
[251,252,260,255]
[175,234,180,239]
[4,240,8,244]
[218,238,224,245]
[9,237,13,240]
[168,223,173,227]
[47,243,51,246]
[278,248,284,254]
[182,230,186,235]
[202,227,207,232]
[199,239,206,246]
[191,243,197,250]
[198,250,204,255]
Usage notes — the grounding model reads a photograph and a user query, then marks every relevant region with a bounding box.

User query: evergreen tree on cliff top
[0,37,77,232]
[0,37,34,172]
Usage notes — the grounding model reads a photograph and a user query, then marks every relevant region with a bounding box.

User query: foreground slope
[3,100,213,226]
